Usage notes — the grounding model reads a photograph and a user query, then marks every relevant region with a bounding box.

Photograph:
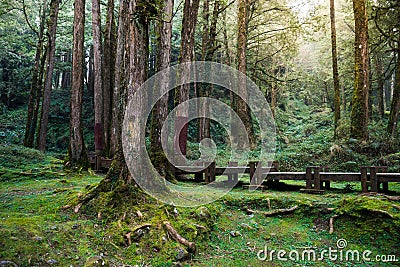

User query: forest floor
[0,145,400,267]
[1,102,400,266]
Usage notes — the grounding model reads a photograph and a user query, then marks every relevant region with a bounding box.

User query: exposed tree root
[360,192,400,201]
[246,205,298,217]
[329,215,339,234]
[163,221,196,253]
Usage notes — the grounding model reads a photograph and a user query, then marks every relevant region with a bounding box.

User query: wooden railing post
[255,161,262,185]
[380,166,389,193]
[306,167,313,189]
[361,167,368,193]
[194,161,204,182]
[205,161,211,183]
[209,162,216,182]
[314,167,321,190]
[249,161,257,184]
[322,166,330,190]
[370,167,378,193]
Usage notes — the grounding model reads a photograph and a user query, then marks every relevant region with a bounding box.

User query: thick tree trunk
[68,0,89,168]
[37,0,61,152]
[92,0,104,157]
[61,50,72,89]
[350,0,369,141]
[330,0,341,138]
[24,0,47,148]
[236,0,255,149]
[199,0,220,142]
[149,0,174,179]
[103,0,116,157]
[387,50,400,137]
[109,0,129,158]
[174,0,200,163]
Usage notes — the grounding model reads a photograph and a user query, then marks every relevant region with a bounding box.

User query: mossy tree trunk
[149,0,174,180]
[68,0,89,169]
[330,0,341,138]
[24,0,47,148]
[109,0,130,158]
[37,0,61,152]
[350,0,369,141]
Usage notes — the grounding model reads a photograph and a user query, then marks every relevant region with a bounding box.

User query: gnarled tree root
[163,221,196,253]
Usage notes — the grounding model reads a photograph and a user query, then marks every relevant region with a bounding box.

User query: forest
[0,0,400,266]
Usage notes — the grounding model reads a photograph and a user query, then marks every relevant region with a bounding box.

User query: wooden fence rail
[172,161,400,193]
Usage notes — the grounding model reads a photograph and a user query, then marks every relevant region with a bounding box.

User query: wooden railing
[172,161,400,193]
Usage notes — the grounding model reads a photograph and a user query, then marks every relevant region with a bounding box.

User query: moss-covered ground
[1,145,400,266]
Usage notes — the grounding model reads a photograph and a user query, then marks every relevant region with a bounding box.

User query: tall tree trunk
[37,0,61,152]
[24,0,47,148]
[61,50,71,89]
[199,0,220,142]
[387,50,400,137]
[34,49,47,148]
[68,0,89,168]
[375,55,385,118]
[174,0,200,164]
[92,0,104,157]
[103,0,116,157]
[330,0,341,138]
[350,0,369,141]
[110,0,129,158]
[199,0,210,143]
[149,0,174,179]
[236,0,255,149]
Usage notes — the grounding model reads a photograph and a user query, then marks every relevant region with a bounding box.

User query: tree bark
[103,0,116,157]
[350,0,369,141]
[374,55,385,118]
[199,0,220,142]
[149,0,174,179]
[24,0,47,148]
[37,0,61,152]
[387,50,400,137]
[174,0,200,163]
[330,0,341,138]
[68,0,89,168]
[236,0,255,149]
[92,0,104,156]
[109,0,130,158]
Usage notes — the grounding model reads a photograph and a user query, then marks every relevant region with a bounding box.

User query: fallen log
[163,221,196,253]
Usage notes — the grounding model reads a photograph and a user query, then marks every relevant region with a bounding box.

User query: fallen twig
[163,221,196,253]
